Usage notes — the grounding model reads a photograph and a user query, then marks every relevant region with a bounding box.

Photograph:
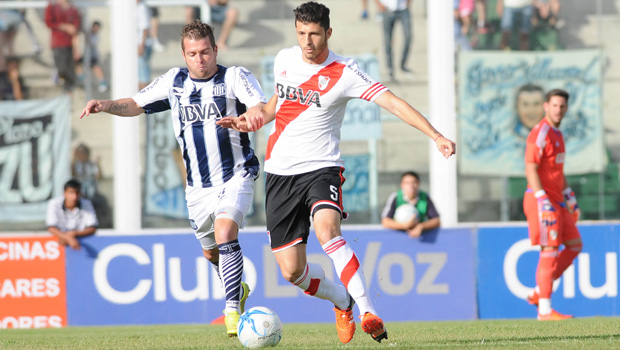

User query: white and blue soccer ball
[237,306,283,349]
[394,203,420,223]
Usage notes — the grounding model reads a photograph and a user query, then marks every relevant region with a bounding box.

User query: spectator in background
[71,142,111,228]
[454,0,472,51]
[0,57,25,100]
[374,0,413,81]
[381,171,440,238]
[137,0,152,90]
[360,0,369,19]
[497,0,532,50]
[71,143,102,199]
[46,179,98,251]
[0,9,22,60]
[75,21,108,93]
[45,0,81,93]
[532,0,560,28]
[514,83,545,139]
[150,7,165,52]
[186,1,238,50]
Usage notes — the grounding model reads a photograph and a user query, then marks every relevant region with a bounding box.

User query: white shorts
[185,171,255,250]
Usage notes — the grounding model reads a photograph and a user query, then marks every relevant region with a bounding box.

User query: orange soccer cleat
[527,289,539,306]
[333,296,356,343]
[538,309,573,321]
[361,312,388,343]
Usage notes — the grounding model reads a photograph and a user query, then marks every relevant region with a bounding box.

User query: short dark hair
[401,171,420,182]
[92,20,101,28]
[64,179,82,192]
[181,19,216,51]
[293,1,330,32]
[545,89,569,103]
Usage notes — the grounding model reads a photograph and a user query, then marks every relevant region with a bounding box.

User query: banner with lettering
[260,53,383,143]
[0,96,71,222]
[0,236,67,328]
[458,50,604,176]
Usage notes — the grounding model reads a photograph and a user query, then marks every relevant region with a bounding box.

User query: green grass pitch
[2,318,620,349]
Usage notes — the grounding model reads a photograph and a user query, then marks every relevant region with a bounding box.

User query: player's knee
[280,264,304,283]
[203,247,219,263]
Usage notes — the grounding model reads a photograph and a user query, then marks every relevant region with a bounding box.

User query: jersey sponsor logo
[139,76,162,94]
[556,152,565,164]
[279,70,287,78]
[275,83,321,107]
[179,103,223,123]
[318,75,330,90]
[347,63,372,85]
[213,83,226,96]
[239,72,255,97]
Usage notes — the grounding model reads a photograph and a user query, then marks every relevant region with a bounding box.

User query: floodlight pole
[427,0,458,227]
[111,0,141,231]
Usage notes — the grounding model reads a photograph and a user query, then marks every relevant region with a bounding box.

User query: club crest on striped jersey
[318,75,330,90]
[213,83,226,96]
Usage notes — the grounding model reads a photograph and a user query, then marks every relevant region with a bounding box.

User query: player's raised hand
[435,135,456,159]
[80,100,108,119]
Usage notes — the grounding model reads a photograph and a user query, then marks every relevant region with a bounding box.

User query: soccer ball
[393,203,419,223]
[237,306,283,349]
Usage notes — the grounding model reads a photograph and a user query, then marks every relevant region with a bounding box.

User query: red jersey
[45,3,81,48]
[525,118,566,203]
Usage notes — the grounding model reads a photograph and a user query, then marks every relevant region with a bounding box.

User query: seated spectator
[497,0,533,50]
[530,0,561,50]
[0,57,25,100]
[532,0,560,28]
[46,179,98,250]
[381,171,441,238]
[186,0,238,50]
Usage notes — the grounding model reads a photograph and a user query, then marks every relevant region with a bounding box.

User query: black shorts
[265,166,348,252]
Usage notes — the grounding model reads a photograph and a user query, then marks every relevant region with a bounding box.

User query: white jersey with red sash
[265,46,388,175]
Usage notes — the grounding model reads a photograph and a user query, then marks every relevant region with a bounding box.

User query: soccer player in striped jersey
[523,89,581,321]
[218,1,455,343]
[79,20,266,336]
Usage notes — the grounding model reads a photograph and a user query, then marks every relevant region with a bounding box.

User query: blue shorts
[210,5,227,24]
[501,5,533,33]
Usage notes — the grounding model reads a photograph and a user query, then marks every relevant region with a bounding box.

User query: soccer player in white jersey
[79,20,266,337]
[218,1,456,344]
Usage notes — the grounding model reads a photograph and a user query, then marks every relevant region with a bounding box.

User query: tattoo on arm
[108,102,130,115]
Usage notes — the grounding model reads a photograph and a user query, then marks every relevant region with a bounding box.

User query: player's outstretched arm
[79,98,145,119]
[217,94,277,132]
[374,91,456,159]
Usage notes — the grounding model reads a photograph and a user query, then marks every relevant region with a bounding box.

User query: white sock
[292,263,349,310]
[323,236,377,315]
[538,298,552,315]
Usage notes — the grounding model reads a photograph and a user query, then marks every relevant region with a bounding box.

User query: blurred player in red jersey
[523,88,582,321]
